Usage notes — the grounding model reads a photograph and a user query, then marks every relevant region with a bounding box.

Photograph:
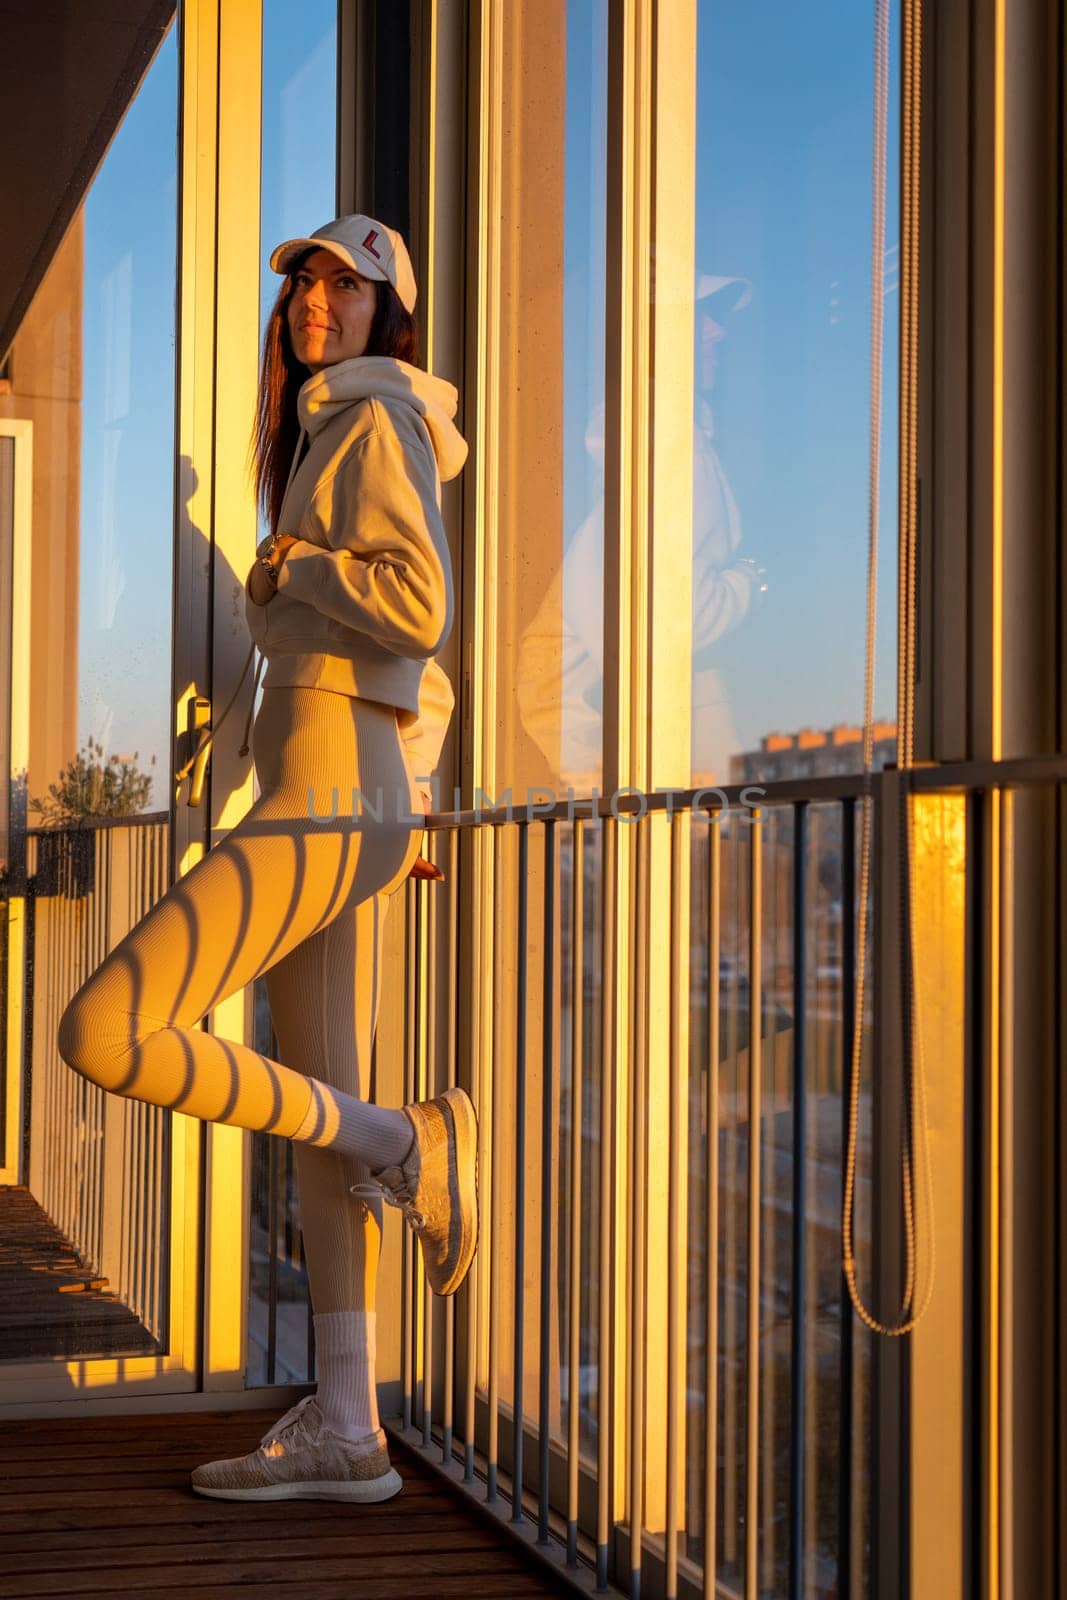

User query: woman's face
[286,247,377,371]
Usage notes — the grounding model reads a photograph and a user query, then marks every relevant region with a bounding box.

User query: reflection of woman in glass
[689,273,766,784]
[57,216,477,1503]
[516,272,764,791]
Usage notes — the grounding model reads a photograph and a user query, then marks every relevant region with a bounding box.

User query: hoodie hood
[297,356,468,482]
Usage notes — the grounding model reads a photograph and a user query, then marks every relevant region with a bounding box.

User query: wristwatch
[257,532,284,587]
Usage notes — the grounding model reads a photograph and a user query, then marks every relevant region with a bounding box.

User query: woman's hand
[247,535,299,606]
[408,792,444,881]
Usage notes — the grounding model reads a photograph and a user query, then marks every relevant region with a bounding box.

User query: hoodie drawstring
[238,646,267,756]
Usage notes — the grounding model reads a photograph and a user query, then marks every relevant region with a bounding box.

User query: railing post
[98,828,133,1301]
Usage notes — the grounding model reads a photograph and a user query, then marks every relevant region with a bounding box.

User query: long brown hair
[251,247,421,534]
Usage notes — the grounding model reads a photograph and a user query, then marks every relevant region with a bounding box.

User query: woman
[56,213,477,1504]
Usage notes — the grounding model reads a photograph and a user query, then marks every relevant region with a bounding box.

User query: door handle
[177,695,212,808]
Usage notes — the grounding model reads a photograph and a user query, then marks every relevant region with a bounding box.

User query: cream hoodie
[243,356,467,805]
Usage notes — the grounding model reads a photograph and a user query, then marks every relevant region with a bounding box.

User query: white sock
[313,1310,380,1439]
[294,1080,415,1170]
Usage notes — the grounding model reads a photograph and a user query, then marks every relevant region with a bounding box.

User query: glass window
[1,21,179,1359]
[689,0,899,791]
[75,42,178,785]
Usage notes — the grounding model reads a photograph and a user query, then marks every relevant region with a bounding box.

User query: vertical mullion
[180,0,262,1391]
[601,2,651,1571]
[645,9,698,1553]
[334,0,362,216]
[468,0,501,801]
[602,0,650,803]
[173,0,218,886]
[462,2,502,1490]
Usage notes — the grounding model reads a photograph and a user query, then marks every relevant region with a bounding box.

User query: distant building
[729,719,898,784]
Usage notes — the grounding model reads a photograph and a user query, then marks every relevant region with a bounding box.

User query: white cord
[841,0,935,1336]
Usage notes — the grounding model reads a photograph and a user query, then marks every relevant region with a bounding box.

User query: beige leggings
[57,684,425,1313]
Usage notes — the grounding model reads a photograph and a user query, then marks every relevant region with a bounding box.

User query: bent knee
[57,986,155,1093]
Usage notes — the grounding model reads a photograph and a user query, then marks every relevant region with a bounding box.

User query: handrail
[22,756,1065,843]
[25,809,170,838]
[420,752,1067,828]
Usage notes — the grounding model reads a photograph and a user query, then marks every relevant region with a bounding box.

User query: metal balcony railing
[247,772,887,1597]
[251,754,1057,1600]
[20,814,172,1343]
[14,750,1065,1598]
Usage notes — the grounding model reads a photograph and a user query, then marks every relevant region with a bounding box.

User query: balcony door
[0,0,266,1407]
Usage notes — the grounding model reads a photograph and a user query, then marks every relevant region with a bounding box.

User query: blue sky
[79,25,178,787]
[689,0,900,748]
[559,0,900,779]
[75,0,899,797]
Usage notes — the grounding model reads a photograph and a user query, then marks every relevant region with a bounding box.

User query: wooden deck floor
[0,1409,578,1597]
[0,1186,159,1362]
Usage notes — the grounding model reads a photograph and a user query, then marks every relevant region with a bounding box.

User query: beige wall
[0,213,83,811]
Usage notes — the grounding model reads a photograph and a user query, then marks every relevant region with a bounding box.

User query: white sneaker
[351,1086,479,1297]
[190,1395,402,1502]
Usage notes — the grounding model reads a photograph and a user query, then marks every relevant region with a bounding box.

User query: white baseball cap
[696,272,752,310]
[270,214,418,313]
